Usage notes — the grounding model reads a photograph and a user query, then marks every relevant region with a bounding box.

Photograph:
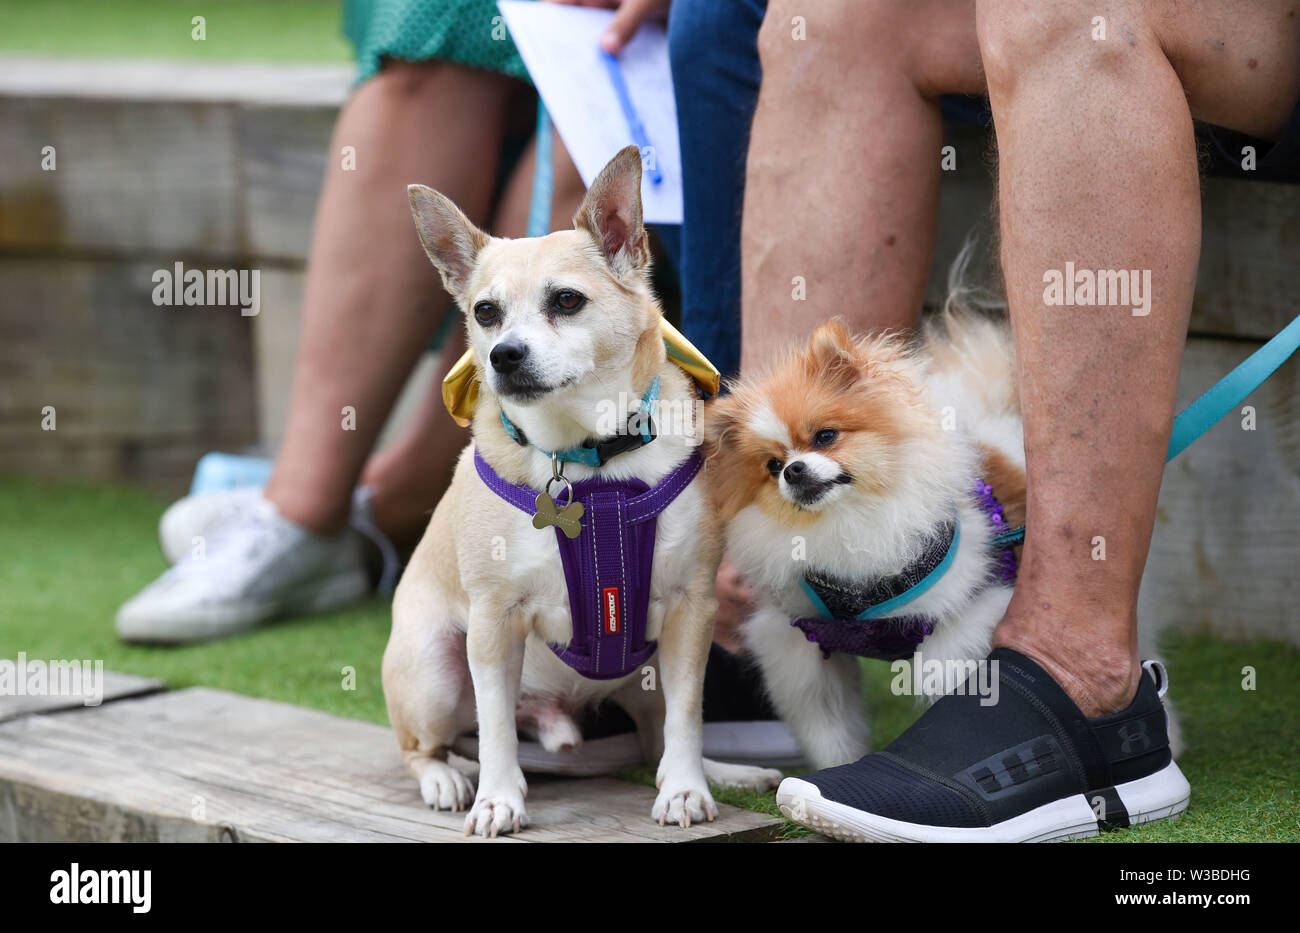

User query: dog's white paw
[651,772,717,828]
[702,758,783,791]
[417,760,475,811]
[464,791,528,838]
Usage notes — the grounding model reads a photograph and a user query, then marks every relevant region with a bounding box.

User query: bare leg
[980,0,1300,714]
[741,0,984,371]
[264,61,516,534]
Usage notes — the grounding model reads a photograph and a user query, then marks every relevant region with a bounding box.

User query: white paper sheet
[498,0,683,225]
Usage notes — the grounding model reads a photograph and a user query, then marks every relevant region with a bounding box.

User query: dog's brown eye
[767,458,783,477]
[474,301,501,326]
[553,289,586,314]
[813,428,838,447]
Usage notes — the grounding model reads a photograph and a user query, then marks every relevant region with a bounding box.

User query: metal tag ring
[544,476,575,509]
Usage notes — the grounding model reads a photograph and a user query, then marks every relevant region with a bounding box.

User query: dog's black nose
[490,340,529,374]
[783,461,808,483]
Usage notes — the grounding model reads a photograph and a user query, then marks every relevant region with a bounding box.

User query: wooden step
[0,684,781,843]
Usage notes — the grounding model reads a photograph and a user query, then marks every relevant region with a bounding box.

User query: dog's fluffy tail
[921,238,1023,469]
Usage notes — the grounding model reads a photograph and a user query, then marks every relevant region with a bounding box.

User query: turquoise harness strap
[995,310,1300,550]
[801,521,962,621]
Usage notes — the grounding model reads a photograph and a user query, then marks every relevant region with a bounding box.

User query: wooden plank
[0,666,163,722]
[0,255,259,495]
[1140,336,1300,646]
[0,95,244,257]
[0,688,781,843]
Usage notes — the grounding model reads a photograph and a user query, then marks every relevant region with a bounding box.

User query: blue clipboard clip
[599,49,664,186]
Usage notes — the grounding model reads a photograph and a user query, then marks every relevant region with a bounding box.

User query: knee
[758,0,878,77]
[977,0,1140,95]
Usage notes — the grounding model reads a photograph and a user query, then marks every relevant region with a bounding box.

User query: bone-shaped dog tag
[533,491,584,538]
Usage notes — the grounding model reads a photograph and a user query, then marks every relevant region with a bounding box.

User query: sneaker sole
[776,760,1190,843]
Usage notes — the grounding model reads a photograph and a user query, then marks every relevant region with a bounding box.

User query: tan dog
[383,147,778,838]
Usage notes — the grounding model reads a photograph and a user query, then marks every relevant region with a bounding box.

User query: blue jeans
[668,0,768,380]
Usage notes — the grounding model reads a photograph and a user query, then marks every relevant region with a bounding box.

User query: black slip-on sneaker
[776,648,1189,842]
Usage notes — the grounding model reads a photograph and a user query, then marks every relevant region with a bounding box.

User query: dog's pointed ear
[805,318,861,389]
[408,184,489,298]
[573,146,649,277]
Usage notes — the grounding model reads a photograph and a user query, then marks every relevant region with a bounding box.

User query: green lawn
[0,0,352,62]
[2,475,1296,842]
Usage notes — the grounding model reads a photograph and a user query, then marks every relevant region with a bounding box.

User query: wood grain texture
[0,256,259,495]
[0,687,781,843]
[0,667,163,722]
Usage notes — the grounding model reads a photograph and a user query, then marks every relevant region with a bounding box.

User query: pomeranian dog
[705,288,1028,770]
[383,147,778,838]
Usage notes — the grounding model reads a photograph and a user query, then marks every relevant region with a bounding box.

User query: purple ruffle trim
[791,615,935,661]
[972,478,1019,586]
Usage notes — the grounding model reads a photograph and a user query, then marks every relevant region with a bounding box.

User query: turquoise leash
[526,103,553,238]
[1166,312,1300,460]
[994,310,1300,550]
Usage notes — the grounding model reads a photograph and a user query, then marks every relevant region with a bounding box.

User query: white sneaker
[158,487,263,564]
[117,498,372,644]
[159,485,401,593]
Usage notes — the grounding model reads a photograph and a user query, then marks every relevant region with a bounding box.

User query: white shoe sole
[776,760,1190,843]
[116,569,372,644]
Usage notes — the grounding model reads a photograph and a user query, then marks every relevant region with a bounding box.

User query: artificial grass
[0,0,352,63]
[2,475,1296,842]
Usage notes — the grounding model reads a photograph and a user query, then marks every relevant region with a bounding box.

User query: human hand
[713,556,753,654]
[542,0,672,54]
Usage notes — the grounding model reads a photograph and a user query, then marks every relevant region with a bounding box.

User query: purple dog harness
[475,449,704,680]
[792,479,1019,661]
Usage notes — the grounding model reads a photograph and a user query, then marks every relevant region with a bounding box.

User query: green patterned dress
[343,0,532,84]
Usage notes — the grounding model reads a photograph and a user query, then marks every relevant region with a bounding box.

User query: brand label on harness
[602,586,621,634]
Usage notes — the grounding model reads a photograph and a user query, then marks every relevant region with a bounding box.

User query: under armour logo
[1117,721,1151,755]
